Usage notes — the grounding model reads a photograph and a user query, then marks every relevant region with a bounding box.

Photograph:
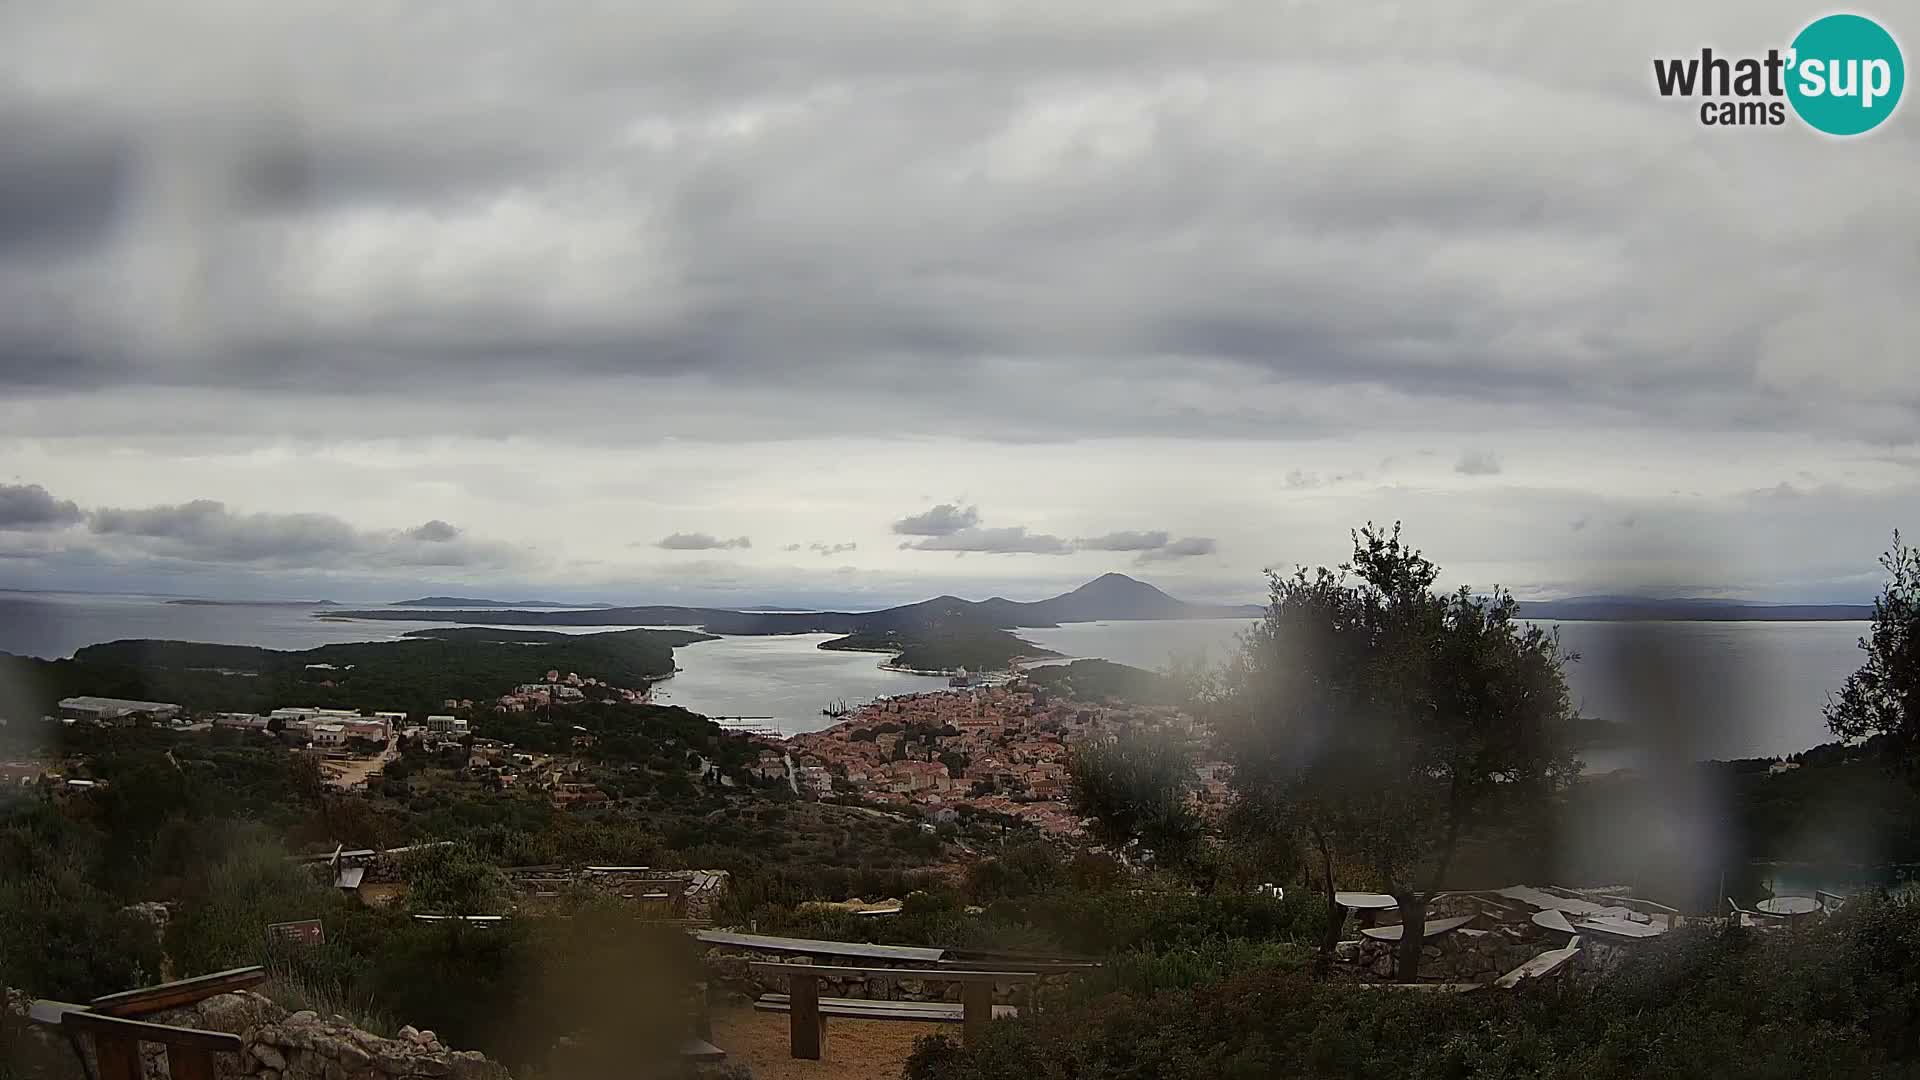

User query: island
[0,626,711,715]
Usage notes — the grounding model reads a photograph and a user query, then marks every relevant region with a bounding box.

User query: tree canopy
[1068,730,1202,867]
[1214,522,1580,978]
[1826,531,1920,758]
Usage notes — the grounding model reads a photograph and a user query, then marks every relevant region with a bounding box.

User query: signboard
[266,919,326,947]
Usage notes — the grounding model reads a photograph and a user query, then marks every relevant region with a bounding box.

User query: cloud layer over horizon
[0,1,1913,606]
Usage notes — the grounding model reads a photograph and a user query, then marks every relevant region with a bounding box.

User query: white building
[310,723,347,748]
[58,696,183,725]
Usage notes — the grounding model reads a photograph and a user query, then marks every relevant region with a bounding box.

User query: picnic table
[1756,896,1821,921]
[750,961,1036,1058]
[694,929,946,963]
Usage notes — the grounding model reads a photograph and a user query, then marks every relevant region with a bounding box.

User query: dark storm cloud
[1455,450,1503,476]
[0,1,1911,446]
[892,504,981,537]
[0,483,85,530]
[655,532,751,551]
[901,527,1072,555]
[1074,530,1171,552]
[406,519,461,542]
[0,106,129,258]
[1135,536,1217,563]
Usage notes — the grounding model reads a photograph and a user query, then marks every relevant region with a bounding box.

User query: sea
[0,591,1868,758]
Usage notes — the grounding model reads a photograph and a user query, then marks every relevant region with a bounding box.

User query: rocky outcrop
[12,989,746,1080]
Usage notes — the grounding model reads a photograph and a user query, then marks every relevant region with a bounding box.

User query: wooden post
[788,972,825,1060]
[961,982,994,1046]
[169,1047,217,1080]
[92,1032,140,1080]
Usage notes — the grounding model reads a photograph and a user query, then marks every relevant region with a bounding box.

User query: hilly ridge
[331,573,1261,633]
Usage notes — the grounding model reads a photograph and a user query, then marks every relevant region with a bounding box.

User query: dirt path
[708,1004,946,1080]
[324,738,395,790]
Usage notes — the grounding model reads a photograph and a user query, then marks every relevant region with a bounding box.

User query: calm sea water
[646,633,950,735]
[0,593,1868,757]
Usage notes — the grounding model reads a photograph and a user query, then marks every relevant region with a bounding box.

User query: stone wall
[9,988,751,1080]
[135,993,507,1080]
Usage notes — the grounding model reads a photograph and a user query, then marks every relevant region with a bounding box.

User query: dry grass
[707,1004,946,1080]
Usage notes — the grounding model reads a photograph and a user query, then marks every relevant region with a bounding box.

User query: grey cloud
[1570,516,1590,532]
[1074,530,1170,552]
[782,543,802,551]
[1135,536,1218,563]
[1456,450,1503,476]
[809,541,857,556]
[83,498,522,569]
[903,527,1072,555]
[655,532,751,550]
[0,1,1910,446]
[892,504,980,537]
[407,519,461,542]
[1284,470,1320,490]
[0,483,84,530]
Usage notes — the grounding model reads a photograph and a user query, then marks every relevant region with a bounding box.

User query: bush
[984,886,1324,955]
[907,894,1920,1080]
[401,841,509,915]
[0,799,164,999]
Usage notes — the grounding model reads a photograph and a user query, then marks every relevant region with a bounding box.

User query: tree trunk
[1314,833,1343,978]
[1393,892,1427,982]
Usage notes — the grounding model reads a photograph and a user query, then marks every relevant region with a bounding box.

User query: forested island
[0,626,711,715]
[818,625,1060,673]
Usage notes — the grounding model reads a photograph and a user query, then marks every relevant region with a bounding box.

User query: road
[324,736,397,791]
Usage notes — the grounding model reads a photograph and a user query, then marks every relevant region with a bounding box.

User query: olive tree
[1216,523,1580,979]
[1068,730,1203,868]
[1826,532,1920,758]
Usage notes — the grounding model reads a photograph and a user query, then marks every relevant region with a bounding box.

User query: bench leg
[789,974,825,1060]
[92,1033,140,1080]
[962,982,993,1046]
[169,1047,217,1080]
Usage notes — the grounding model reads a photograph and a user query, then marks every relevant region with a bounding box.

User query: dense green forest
[1022,659,1180,704]
[819,626,1058,672]
[0,627,708,716]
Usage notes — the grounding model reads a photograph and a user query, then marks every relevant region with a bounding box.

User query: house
[57,696,183,726]
[309,723,347,748]
[425,715,459,734]
[797,765,834,797]
[212,713,270,732]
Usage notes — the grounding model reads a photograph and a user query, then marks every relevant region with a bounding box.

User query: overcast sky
[0,1,1913,608]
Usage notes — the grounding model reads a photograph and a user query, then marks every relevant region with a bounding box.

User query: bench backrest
[88,966,268,1018]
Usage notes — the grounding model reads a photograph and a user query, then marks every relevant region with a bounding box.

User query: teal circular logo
[1787,14,1904,135]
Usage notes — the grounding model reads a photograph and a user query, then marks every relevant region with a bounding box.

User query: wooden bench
[747,962,1037,1060]
[32,968,270,1080]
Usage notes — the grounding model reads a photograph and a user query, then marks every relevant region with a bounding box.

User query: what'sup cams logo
[1654,13,1904,134]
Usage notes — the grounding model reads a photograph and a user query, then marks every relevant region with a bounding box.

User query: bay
[0,593,1871,759]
